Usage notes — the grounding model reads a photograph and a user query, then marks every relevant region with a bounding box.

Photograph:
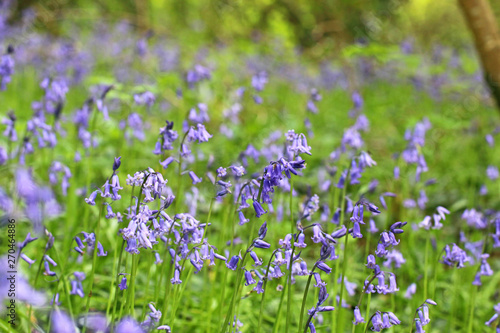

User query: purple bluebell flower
[171,268,182,284]
[252,200,267,218]
[249,251,263,266]
[316,261,332,274]
[43,261,56,276]
[351,222,363,239]
[405,283,417,299]
[226,255,240,270]
[217,167,227,177]
[115,317,143,333]
[487,166,499,180]
[85,190,101,205]
[485,303,500,327]
[293,233,306,248]
[20,232,38,249]
[253,279,264,294]
[119,276,128,290]
[159,156,175,169]
[51,310,76,333]
[253,239,270,249]
[273,265,284,278]
[479,253,493,276]
[244,270,256,286]
[353,306,365,325]
[20,253,35,267]
[97,242,107,256]
[188,171,202,185]
[230,165,246,177]
[112,156,122,172]
[441,243,469,268]
[70,272,86,297]
[331,225,347,239]
[258,221,268,239]
[238,211,250,225]
[134,91,155,107]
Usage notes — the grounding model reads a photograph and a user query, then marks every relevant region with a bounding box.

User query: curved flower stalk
[363,310,401,332]
[220,222,270,333]
[408,299,437,333]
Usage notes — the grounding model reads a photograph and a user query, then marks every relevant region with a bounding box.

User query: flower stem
[423,232,430,299]
[258,249,280,331]
[219,253,249,333]
[298,264,318,333]
[82,202,104,333]
[336,175,349,332]
[111,239,126,326]
[127,253,139,317]
[467,283,477,333]
[272,282,288,333]
[286,178,295,332]
[140,251,154,321]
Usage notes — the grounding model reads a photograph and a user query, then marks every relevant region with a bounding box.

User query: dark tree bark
[458,0,500,109]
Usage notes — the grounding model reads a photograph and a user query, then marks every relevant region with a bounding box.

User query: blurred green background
[8,0,500,55]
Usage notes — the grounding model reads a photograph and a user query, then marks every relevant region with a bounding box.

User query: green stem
[363,293,371,332]
[28,247,49,328]
[286,178,295,332]
[336,175,349,333]
[467,283,476,333]
[219,253,249,333]
[111,239,126,326]
[423,232,430,299]
[127,253,139,317]
[298,264,318,333]
[52,245,74,321]
[140,252,154,321]
[272,282,288,333]
[83,202,104,333]
[258,249,280,331]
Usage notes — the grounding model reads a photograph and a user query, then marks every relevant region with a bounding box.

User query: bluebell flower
[331,225,347,239]
[253,279,264,294]
[253,239,270,249]
[415,319,425,333]
[316,261,332,274]
[230,165,246,177]
[160,156,175,169]
[171,268,182,284]
[20,232,38,249]
[85,190,101,205]
[312,273,326,287]
[51,309,76,333]
[115,317,143,333]
[252,200,267,218]
[112,156,122,172]
[43,261,56,276]
[273,265,284,278]
[21,253,35,267]
[188,171,202,185]
[479,254,493,276]
[119,276,128,290]
[405,283,416,299]
[351,222,363,238]
[70,272,85,297]
[244,270,256,286]
[353,306,365,325]
[487,166,499,180]
[441,243,469,268]
[226,255,240,271]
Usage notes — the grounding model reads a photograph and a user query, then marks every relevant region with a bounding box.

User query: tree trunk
[458,0,500,109]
